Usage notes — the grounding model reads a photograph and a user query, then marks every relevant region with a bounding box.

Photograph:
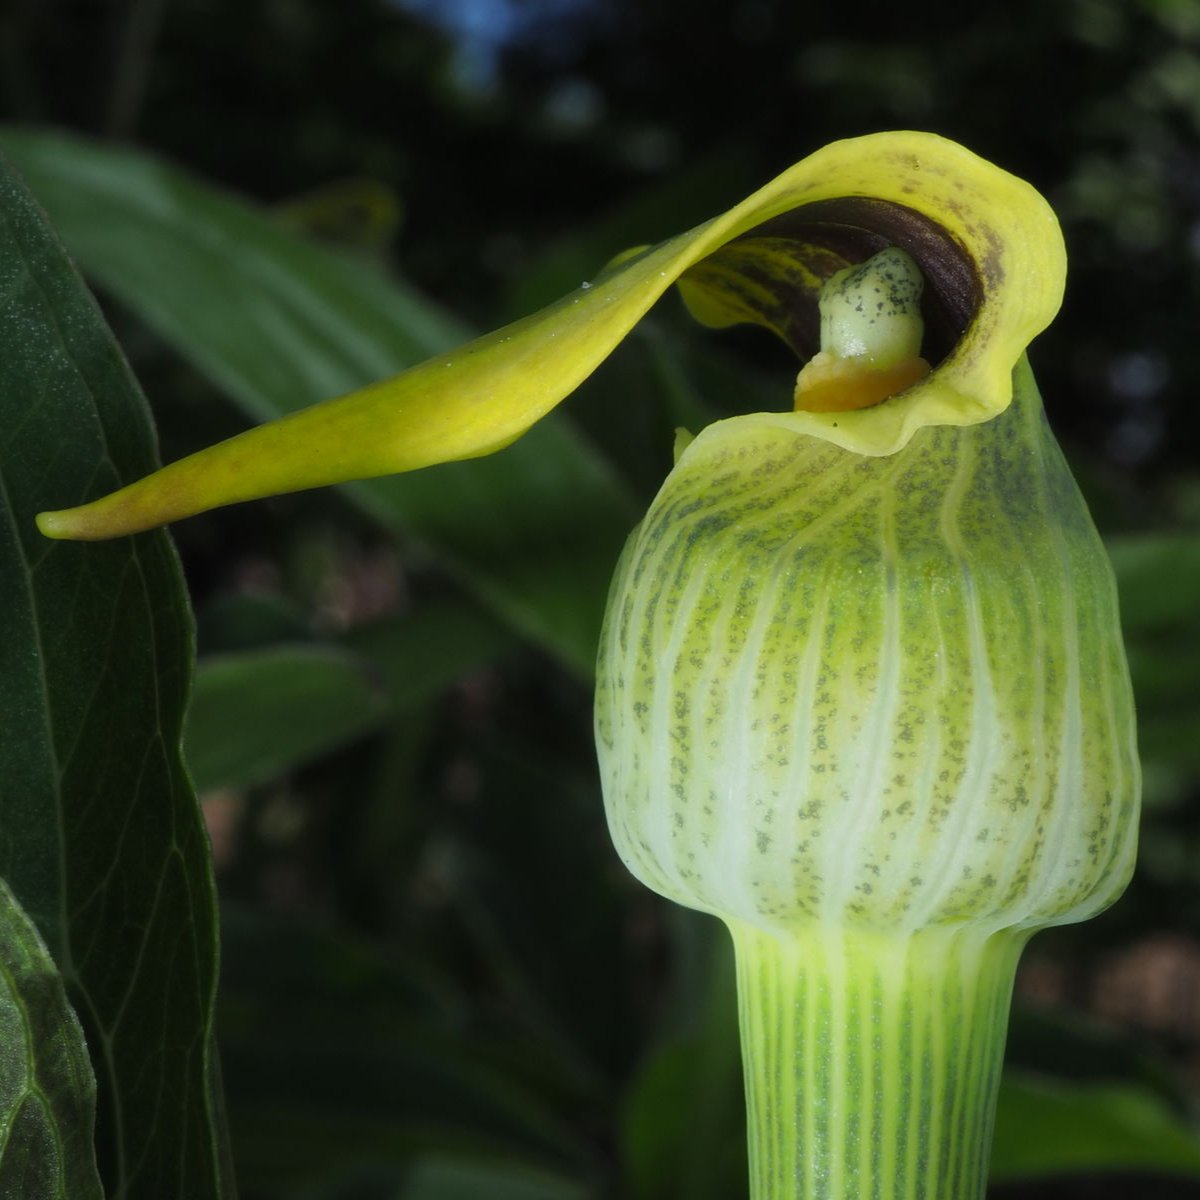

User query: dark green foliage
[0,879,103,1198]
[1,3,1199,1195]
[0,154,230,1194]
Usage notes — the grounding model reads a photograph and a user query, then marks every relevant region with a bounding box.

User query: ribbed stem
[729,921,1026,1200]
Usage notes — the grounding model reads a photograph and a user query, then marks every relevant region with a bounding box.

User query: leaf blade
[0,150,230,1197]
[186,645,391,793]
[0,877,104,1199]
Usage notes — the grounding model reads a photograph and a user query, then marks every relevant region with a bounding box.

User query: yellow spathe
[37,131,1065,540]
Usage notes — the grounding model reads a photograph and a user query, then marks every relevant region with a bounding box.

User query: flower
[37,130,1139,1200]
[596,281,1137,942]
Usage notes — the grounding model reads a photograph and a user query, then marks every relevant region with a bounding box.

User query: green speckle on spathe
[595,359,1138,938]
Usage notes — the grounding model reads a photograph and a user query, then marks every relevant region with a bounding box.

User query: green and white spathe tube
[595,251,1138,1200]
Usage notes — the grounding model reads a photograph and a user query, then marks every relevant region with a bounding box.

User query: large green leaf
[0,878,104,1198]
[0,125,638,676]
[0,153,230,1195]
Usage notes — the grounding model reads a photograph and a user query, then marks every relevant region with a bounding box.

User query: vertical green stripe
[729,921,1025,1200]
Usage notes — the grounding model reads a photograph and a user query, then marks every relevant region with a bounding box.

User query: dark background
[3,1,1199,1197]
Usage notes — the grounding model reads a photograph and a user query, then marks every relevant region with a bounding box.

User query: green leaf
[0,878,104,1198]
[186,645,392,792]
[185,597,516,792]
[991,1073,1200,1181]
[0,153,230,1195]
[0,125,637,676]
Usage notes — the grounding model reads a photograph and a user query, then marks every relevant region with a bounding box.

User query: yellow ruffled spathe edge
[38,131,1065,540]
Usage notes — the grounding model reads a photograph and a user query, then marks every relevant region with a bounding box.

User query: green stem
[728,921,1027,1200]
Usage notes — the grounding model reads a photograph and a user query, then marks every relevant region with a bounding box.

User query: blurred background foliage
[3,0,1200,1196]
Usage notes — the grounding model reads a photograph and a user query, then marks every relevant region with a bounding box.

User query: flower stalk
[733,923,1024,1200]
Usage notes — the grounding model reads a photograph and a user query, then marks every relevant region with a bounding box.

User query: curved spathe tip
[38,131,1065,540]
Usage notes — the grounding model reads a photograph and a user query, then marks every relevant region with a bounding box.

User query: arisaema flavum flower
[39,132,1139,1200]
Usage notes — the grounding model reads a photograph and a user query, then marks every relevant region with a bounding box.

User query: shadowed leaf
[186,645,392,793]
[0,151,231,1196]
[0,878,104,1198]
